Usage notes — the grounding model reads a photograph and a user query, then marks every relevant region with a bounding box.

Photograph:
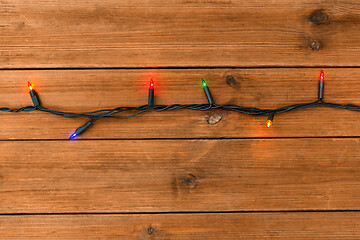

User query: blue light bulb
[69,133,77,139]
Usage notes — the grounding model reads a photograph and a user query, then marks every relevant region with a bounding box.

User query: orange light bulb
[28,81,33,91]
[266,120,272,128]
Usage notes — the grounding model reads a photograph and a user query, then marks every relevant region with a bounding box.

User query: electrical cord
[1,71,359,139]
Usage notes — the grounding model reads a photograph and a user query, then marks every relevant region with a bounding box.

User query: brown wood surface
[2,0,360,238]
[0,0,360,68]
[1,212,360,239]
[1,68,360,140]
[1,138,360,213]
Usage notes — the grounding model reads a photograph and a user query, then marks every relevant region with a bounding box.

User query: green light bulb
[202,79,207,88]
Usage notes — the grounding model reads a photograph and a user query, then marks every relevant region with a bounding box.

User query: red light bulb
[148,78,155,106]
[318,70,325,101]
[320,70,324,82]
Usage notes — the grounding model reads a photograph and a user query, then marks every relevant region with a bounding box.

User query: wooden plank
[1,0,360,68]
[1,68,360,139]
[1,212,360,239]
[1,138,360,213]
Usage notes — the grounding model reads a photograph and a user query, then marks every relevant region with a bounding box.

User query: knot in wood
[148,226,155,235]
[225,75,236,85]
[309,10,328,24]
[310,40,321,50]
[225,75,240,88]
[183,174,197,187]
[205,112,223,125]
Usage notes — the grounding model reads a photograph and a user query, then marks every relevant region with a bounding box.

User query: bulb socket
[148,88,154,107]
[203,86,214,105]
[318,79,325,101]
[29,90,40,107]
[69,121,92,139]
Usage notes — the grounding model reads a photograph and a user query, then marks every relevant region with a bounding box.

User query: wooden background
[1,0,360,239]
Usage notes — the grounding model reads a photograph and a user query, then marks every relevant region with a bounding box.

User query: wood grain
[1,138,360,213]
[2,0,360,237]
[1,212,360,239]
[1,0,360,68]
[1,68,360,139]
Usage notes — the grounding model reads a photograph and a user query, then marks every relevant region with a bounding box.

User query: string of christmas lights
[1,70,360,139]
